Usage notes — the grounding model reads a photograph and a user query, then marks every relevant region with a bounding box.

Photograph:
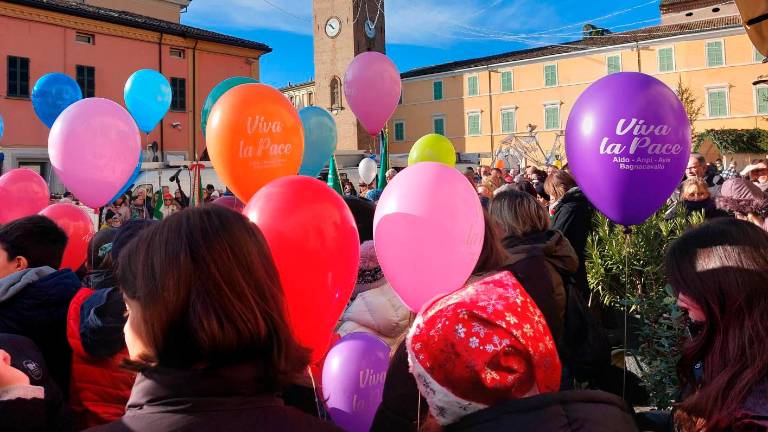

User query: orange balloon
[206,83,304,202]
[494,159,505,169]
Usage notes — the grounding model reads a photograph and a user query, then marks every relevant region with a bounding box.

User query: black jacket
[0,268,81,394]
[552,187,593,299]
[444,390,638,432]
[87,363,342,432]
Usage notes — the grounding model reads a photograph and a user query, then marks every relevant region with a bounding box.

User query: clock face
[325,17,341,38]
[364,19,376,39]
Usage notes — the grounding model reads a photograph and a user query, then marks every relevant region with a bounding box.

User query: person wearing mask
[740,160,768,192]
[129,189,150,220]
[545,170,593,300]
[679,178,728,219]
[666,219,768,431]
[0,216,80,394]
[406,272,637,431]
[155,194,179,220]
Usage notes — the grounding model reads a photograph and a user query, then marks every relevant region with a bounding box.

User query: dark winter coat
[0,267,81,394]
[87,363,343,432]
[552,187,593,299]
[443,390,638,432]
[370,340,428,432]
[79,270,126,358]
[501,230,579,342]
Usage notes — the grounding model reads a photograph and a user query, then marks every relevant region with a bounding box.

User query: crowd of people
[0,153,766,431]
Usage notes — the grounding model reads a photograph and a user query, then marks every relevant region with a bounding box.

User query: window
[606,55,621,74]
[500,71,513,92]
[75,32,94,45]
[706,87,729,118]
[394,120,405,141]
[544,103,561,130]
[467,75,479,96]
[433,80,443,100]
[658,47,675,72]
[75,65,95,98]
[467,112,481,136]
[398,90,403,105]
[756,86,768,115]
[433,116,445,135]
[500,108,516,134]
[170,48,185,59]
[170,77,186,111]
[307,91,314,106]
[330,76,341,108]
[705,40,724,67]
[544,64,558,87]
[755,47,766,63]
[7,56,30,98]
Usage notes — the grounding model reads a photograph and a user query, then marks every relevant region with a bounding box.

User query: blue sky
[182,0,662,88]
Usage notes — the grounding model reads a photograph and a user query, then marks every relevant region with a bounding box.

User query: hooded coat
[551,187,593,299]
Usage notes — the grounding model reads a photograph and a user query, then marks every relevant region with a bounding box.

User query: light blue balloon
[124,69,172,134]
[31,73,83,128]
[202,76,258,137]
[298,107,337,177]
[0,114,4,142]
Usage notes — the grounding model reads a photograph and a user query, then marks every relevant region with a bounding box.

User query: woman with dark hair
[76,207,339,431]
[666,219,768,431]
[545,170,593,300]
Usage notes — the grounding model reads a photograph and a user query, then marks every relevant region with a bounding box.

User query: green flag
[327,155,343,195]
[377,131,390,190]
[152,191,163,220]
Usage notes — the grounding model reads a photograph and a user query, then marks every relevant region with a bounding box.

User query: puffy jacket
[552,187,594,299]
[443,390,638,432]
[67,288,135,429]
[0,267,81,394]
[501,230,579,342]
[337,284,411,350]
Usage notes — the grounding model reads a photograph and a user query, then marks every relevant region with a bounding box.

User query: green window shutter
[607,55,621,74]
[501,110,515,134]
[658,48,674,72]
[545,105,560,130]
[706,41,724,67]
[501,71,513,92]
[708,90,727,117]
[468,113,481,135]
[433,117,445,135]
[433,81,443,100]
[755,48,766,63]
[468,76,479,96]
[758,87,768,114]
[394,122,405,141]
[544,65,557,87]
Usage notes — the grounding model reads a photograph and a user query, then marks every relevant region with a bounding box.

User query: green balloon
[408,133,456,167]
[201,76,258,137]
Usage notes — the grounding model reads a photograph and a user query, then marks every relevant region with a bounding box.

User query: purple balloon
[322,333,390,432]
[565,72,691,226]
[211,195,244,212]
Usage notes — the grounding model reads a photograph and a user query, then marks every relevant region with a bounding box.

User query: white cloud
[183,0,560,47]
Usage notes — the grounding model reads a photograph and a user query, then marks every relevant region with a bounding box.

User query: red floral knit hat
[406,271,561,425]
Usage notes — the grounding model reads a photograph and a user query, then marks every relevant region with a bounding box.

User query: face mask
[683,199,713,213]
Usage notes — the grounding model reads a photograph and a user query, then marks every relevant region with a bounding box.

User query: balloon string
[416,392,421,431]
[307,366,323,420]
[622,227,632,402]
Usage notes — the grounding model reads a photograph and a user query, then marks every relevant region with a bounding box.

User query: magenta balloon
[322,333,390,432]
[344,52,402,136]
[565,72,691,226]
[212,195,244,212]
[48,98,141,209]
[0,168,50,224]
[373,162,484,312]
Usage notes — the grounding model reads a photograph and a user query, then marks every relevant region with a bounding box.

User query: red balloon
[0,168,50,224]
[211,195,244,212]
[244,176,359,361]
[39,203,95,271]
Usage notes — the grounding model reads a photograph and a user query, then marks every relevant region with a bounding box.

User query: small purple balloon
[565,72,691,226]
[211,195,244,212]
[322,333,390,432]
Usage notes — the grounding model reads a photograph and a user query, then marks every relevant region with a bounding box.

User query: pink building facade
[0,0,269,192]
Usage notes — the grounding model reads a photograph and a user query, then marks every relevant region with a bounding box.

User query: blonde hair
[490,190,550,238]
[544,170,577,202]
[681,177,709,199]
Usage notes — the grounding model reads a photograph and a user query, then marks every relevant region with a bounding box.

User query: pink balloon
[48,98,141,208]
[344,52,402,136]
[373,162,484,312]
[211,195,244,212]
[0,169,50,224]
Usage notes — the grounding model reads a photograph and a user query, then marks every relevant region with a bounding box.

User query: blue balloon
[0,114,4,142]
[124,69,172,134]
[31,73,82,128]
[109,149,143,204]
[298,107,337,177]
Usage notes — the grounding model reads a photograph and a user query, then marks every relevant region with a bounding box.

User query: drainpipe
[159,32,165,162]
[487,67,495,160]
[192,40,199,161]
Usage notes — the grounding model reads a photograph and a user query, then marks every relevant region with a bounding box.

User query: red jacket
[67,288,136,429]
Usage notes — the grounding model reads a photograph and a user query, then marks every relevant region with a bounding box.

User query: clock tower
[313,0,386,151]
